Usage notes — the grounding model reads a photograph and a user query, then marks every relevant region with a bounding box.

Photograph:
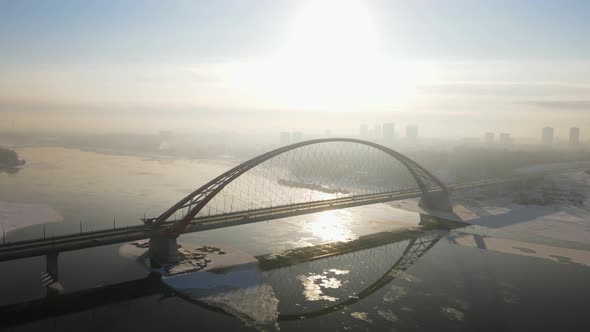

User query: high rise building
[484,132,494,144]
[279,131,291,146]
[569,127,580,146]
[406,125,418,140]
[359,124,368,138]
[383,123,395,142]
[292,131,303,143]
[499,133,511,144]
[372,124,382,139]
[541,127,554,145]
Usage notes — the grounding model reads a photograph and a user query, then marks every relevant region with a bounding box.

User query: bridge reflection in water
[0,215,466,328]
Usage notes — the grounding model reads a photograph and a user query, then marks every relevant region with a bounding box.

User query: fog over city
[1,1,590,331]
[1,1,589,142]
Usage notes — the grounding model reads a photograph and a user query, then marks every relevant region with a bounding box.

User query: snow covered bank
[451,232,590,266]
[452,171,590,244]
[386,170,590,244]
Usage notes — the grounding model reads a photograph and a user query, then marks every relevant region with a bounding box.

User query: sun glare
[304,210,355,242]
[219,0,422,111]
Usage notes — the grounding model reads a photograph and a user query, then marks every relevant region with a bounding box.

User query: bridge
[0,138,453,265]
[0,137,549,294]
[147,138,453,263]
[4,137,538,295]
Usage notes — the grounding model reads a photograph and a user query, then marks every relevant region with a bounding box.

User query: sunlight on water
[303,210,355,242]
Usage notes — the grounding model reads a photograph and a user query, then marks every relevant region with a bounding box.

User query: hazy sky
[1,0,589,138]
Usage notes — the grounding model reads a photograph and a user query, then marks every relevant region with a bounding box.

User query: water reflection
[0,220,446,330]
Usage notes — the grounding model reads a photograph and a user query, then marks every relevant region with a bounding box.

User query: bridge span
[0,188,432,262]
[1,138,458,263]
[0,175,523,263]
[2,137,542,293]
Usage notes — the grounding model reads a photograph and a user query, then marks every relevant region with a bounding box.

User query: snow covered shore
[390,170,590,244]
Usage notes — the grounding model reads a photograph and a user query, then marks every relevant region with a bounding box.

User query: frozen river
[1,147,589,331]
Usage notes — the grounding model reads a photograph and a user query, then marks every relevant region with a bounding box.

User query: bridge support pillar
[149,233,179,266]
[419,191,453,212]
[44,252,64,295]
[46,252,59,281]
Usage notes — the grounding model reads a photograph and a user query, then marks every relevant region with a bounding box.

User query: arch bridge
[149,138,451,263]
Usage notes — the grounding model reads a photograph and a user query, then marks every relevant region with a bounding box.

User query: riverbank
[389,170,590,245]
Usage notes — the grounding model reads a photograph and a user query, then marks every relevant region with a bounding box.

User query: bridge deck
[0,175,536,262]
[0,189,427,262]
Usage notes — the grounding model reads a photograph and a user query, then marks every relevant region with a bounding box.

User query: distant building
[280,131,291,146]
[360,124,368,138]
[372,124,382,139]
[383,123,395,142]
[541,126,554,145]
[292,131,303,143]
[499,133,511,144]
[406,125,418,140]
[569,127,580,146]
[484,132,494,144]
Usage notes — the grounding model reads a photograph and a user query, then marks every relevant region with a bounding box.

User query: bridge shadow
[460,199,495,218]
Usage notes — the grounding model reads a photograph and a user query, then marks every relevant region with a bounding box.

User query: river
[1,147,589,331]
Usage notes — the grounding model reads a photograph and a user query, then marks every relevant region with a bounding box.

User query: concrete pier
[149,233,179,265]
[44,252,64,295]
[46,252,59,281]
[419,190,453,212]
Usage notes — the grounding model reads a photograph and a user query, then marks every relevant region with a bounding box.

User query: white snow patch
[453,171,590,244]
[199,284,280,331]
[351,311,372,323]
[161,244,279,331]
[452,233,590,266]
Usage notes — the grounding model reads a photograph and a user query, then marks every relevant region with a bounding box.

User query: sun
[219,0,422,111]
[284,0,380,63]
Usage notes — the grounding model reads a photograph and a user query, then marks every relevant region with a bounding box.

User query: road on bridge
[0,174,550,262]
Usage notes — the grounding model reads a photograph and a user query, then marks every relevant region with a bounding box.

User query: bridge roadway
[0,176,529,262]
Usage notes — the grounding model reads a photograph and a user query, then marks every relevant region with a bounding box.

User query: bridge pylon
[419,190,453,212]
[149,233,179,266]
